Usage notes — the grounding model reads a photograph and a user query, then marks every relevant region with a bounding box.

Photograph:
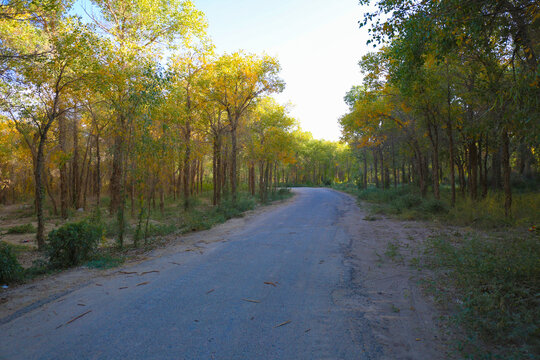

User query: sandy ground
[334,190,455,358]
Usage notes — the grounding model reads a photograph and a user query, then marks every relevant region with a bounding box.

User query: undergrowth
[6,223,36,234]
[332,183,539,229]
[332,182,540,357]
[423,233,540,358]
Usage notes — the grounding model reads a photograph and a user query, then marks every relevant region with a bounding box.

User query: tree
[209,52,284,202]
[1,11,99,248]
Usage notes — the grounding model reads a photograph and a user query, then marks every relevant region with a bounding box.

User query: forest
[338,0,539,222]
[0,0,354,252]
[0,0,539,357]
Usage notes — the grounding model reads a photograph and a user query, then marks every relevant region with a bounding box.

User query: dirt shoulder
[0,196,295,323]
[336,190,457,359]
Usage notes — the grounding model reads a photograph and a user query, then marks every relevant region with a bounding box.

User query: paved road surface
[1,188,382,359]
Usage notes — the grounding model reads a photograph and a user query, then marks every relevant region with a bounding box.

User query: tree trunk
[230,121,238,203]
[71,117,80,209]
[502,130,512,216]
[34,134,47,249]
[44,169,58,216]
[427,122,440,200]
[468,141,478,200]
[363,149,368,189]
[373,149,379,188]
[58,113,68,219]
[183,124,191,210]
[446,121,456,207]
[95,134,101,207]
[110,133,124,213]
[492,146,502,190]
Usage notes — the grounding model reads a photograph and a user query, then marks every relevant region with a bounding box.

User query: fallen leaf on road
[136,282,149,287]
[119,271,137,275]
[274,320,291,328]
[242,298,260,303]
[264,282,277,287]
[140,270,159,275]
[77,303,86,306]
[57,310,93,329]
[206,289,215,294]
[118,287,128,290]
[415,338,421,341]
[305,329,311,333]
[95,283,103,286]
[169,262,181,266]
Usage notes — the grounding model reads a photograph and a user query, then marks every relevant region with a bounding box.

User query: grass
[423,232,540,359]
[332,183,539,229]
[384,241,404,263]
[6,223,36,234]
[86,253,125,269]
[3,188,294,284]
[332,182,540,357]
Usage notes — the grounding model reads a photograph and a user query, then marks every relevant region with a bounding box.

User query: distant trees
[340,0,539,215]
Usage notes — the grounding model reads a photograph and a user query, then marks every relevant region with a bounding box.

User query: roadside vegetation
[334,0,539,357]
[334,181,539,358]
[0,188,293,285]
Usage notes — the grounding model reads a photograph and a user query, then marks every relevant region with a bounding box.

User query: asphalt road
[1,188,382,359]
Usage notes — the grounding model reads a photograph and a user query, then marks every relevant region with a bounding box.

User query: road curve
[1,188,382,359]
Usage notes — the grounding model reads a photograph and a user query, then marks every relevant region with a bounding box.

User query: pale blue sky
[196,0,371,141]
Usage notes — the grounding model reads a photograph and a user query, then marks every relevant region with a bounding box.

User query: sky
[195,0,373,141]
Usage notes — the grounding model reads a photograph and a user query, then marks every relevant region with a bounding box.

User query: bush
[393,193,423,210]
[6,223,36,234]
[0,242,23,283]
[420,199,448,214]
[47,221,102,268]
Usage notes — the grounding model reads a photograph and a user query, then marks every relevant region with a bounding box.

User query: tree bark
[502,130,512,216]
[58,113,68,218]
[468,141,478,200]
[230,121,238,203]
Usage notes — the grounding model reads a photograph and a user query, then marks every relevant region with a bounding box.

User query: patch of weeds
[385,241,404,263]
[86,254,124,269]
[24,258,52,278]
[419,199,448,214]
[6,223,36,234]
[391,304,401,313]
[267,188,293,202]
[409,257,421,269]
[363,214,378,221]
[424,233,540,358]
[145,223,177,237]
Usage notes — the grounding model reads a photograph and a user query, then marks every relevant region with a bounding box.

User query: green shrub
[0,242,23,283]
[47,221,103,268]
[420,198,448,214]
[393,193,423,210]
[6,223,36,234]
[145,223,176,237]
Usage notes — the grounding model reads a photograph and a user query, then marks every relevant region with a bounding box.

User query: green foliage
[218,194,256,218]
[86,254,124,269]
[424,233,540,357]
[6,223,36,234]
[47,221,103,269]
[145,223,177,237]
[0,242,23,283]
[419,198,448,214]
